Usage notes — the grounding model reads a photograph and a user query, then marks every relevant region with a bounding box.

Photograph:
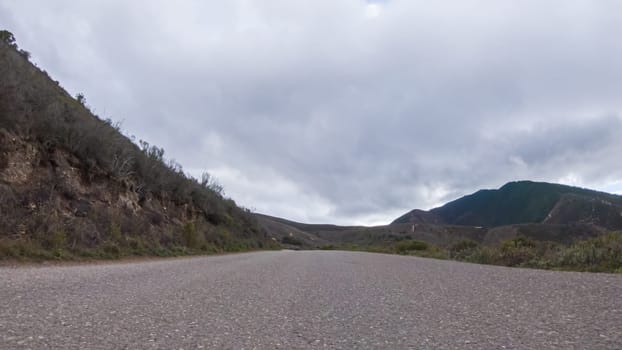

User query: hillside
[255,180,622,250]
[393,181,622,229]
[0,31,276,259]
[254,213,487,248]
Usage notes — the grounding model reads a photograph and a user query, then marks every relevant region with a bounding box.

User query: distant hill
[389,209,444,225]
[254,213,488,248]
[254,180,622,250]
[393,181,622,229]
[0,30,275,259]
[253,214,337,248]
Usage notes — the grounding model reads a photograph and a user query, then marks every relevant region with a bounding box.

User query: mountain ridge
[393,180,622,229]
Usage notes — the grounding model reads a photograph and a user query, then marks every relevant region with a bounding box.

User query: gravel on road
[0,250,621,349]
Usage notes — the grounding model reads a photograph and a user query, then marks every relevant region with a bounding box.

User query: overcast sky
[2,1,622,225]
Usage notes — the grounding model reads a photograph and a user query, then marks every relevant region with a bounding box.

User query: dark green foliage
[449,239,479,259]
[50,230,67,250]
[339,240,447,259]
[451,239,478,251]
[281,235,303,246]
[0,30,16,48]
[75,93,87,106]
[498,236,537,266]
[182,222,201,249]
[109,221,122,242]
[102,242,122,258]
[395,240,429,253]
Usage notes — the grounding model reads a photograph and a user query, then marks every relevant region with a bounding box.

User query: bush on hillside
[281,235,303,246]
[395,240,429,253]
[557,232,622,272]
[497,236,537,266]
[449,239,479,259]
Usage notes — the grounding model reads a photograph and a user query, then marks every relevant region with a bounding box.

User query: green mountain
[393,181,622,229]
[0,30,275,259]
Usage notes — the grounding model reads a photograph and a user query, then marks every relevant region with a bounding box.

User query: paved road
[0,251,621,349]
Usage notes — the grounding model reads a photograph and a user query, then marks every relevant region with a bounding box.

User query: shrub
[449,239,479,259]
[182,222,200,249]
[557,232,622,272]
[18,50,30,60]
[110,222,122,243]
[395,240,429,253]
[102,242,121,258]
[462,246,497,265]
[498,236,537,266]
[53,230,67,248]
[281,235,303,246]
[0,30,17,49]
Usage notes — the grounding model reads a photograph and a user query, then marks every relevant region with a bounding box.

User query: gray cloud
[2,0,622,225]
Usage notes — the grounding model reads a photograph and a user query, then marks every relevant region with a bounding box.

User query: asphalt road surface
[1,251,621,349]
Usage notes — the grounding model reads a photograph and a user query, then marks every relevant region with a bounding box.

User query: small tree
[75,93,87,106]
[18,49,30,59]
[0,30,17,48]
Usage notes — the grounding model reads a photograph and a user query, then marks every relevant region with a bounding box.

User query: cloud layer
[2,0,622,224]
